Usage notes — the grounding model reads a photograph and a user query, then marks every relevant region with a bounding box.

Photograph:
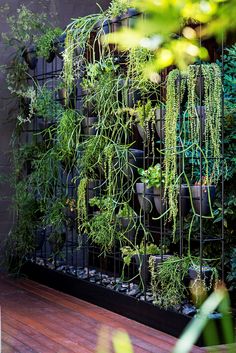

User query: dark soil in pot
[190,185,216,216]
[136,183,154,213]
[22,45,38,70]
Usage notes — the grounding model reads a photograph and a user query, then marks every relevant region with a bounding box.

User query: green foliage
[32,86,63,121]
[37,27,62,59]
[62,31,75,97]
[138,163,164,188]
[227,248,236,290]
[118,203,136,218]
[2,5,47,47]
[149,255,191,309]
[121,242,166,266]
[107,0,130,18]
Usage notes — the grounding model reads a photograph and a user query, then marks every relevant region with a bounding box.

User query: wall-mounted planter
[180,184,191,217]
[136,183,153,213]
[189,265,214,290]
[119,216,138,242]
[121,8,139,28]
[87,179,104,200]
[153,187,166,214]
[81,116,98,136]
[155,108,165,140]
[57,88,75,108]
[190,185,216,216]
[22,45,38,70]
[53,33,66,59]
[96,19,111,35]
[127,148,144,177]
[110,16,122,33]
[46,50,56,63]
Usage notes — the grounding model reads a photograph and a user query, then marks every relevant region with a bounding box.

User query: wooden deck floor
[0,275,207,353]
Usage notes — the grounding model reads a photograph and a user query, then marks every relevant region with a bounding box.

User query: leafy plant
[227,248,236,290]
[37,27,63,60]
[138,163,164,189]
[107,0,131,19]
[2,5,47,48]
[32,86,63,121]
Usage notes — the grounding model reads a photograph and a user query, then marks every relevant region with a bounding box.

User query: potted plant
[190,177,216,216]
[107,0,130,32]
[120,8,140,28]
[87,179,104,200]
[121,242,168,285]
[2,5,48,69]
[137,164,165,214]
[133,100,156,142]
[117,203,138,242]
[37,27,63,62]
[53,32,67,59]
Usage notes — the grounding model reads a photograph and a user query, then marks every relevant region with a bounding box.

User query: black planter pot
[96,19,111,35]
[87,179,104,200]
[46,50,56,63]
[121,8,139,28]
[155,108,165,140]
[119,216,138,242]
[57,88,75,108]
[22,45,38,70]
[134,254,150,284]
[189,266,213,290]
[81,116,98,135]
[111,16,122,32]
[153,187,166,214]
[127,148,144,177]
[54,33,66,59]
[190,185,216,216]
[136,183,154,213]
[180,184,191,218]
[127,88,141,108]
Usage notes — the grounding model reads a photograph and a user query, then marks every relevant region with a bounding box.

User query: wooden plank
[0,275,205,353]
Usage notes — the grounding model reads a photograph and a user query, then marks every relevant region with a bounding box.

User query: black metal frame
[18,13,232,347]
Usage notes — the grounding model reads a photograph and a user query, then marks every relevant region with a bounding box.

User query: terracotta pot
[136,183,154,213]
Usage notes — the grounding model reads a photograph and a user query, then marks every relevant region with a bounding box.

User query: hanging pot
[81,116,98,135]
[57,88,75,108]
[53,33,66,59]
[111,16,122,32]
[118,216,138,242]
[121,8,139,28]
[22,45,38,70]
[46,50,55,63]
[190,185,216,216]
[155,108,165,140]
[153,187,166,214]
[96,19,111,35]
[180,184,191,218]
[136,183,154,213]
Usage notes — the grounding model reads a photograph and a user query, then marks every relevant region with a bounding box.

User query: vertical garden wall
[2,0,236,346]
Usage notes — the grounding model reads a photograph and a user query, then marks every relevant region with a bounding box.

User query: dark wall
[0,0,110,268]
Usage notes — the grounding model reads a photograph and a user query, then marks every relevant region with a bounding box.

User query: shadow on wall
[0,0,111,269]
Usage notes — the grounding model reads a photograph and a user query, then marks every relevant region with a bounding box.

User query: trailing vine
[164,69,186,239]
